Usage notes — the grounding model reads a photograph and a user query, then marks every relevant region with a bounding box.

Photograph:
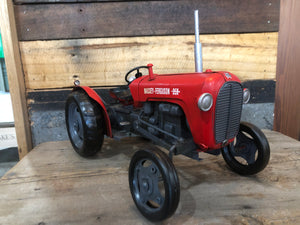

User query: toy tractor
[65,11,270,221]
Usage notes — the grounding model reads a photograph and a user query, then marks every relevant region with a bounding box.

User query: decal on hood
[144,88,181,96]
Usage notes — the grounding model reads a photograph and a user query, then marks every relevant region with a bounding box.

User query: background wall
[274,0,300,141]
[11,0,280,147]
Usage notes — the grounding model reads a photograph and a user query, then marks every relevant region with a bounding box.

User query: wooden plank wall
[20,33,278,90]
[13,0,279,91]
[274,0,300,141]
[8,0,280,149]
[14,0,279,41]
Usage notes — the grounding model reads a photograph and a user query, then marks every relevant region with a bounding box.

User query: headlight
[243,88,250,104]
[198,93,213,111]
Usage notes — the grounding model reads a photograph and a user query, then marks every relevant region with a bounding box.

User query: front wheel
[65,90,104,157]
[221,122,270,175]
[129,148,180,221]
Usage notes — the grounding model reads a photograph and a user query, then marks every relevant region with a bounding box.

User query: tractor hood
[129,71,241,104]
[129,71,242,151]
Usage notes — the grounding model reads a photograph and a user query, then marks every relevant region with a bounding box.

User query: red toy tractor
[65,11,270,221]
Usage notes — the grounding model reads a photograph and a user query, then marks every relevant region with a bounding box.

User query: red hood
[129,71,242,151]
[129,71,241,103]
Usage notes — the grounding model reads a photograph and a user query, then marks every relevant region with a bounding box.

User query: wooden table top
[0,130,299,224]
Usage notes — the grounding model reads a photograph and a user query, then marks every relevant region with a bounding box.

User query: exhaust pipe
[194,10,203,72]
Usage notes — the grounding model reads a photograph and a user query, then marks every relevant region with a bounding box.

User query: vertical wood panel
[274,0,300,140]
[0,0,32,158]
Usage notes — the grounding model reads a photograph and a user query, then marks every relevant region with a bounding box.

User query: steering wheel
[125,65,149,84]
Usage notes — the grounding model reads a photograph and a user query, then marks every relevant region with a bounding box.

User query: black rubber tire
[221,122,270,175]
[129,148,180,222]
[65,90,104,157]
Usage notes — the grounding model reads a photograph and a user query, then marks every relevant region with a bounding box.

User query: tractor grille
[215,82,243,144]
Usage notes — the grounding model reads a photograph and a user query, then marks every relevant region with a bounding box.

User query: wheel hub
[231,132,258,165]
[134,160,165,208]
[74,121,80,133]
[67,102,84,149]
[141,177,153,195]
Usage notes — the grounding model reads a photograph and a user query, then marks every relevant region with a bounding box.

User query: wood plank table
[0,130,299,224]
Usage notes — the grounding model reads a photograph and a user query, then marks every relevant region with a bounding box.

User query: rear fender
[73,86,113,138]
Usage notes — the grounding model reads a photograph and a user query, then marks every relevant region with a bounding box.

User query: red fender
[73,86,113,138]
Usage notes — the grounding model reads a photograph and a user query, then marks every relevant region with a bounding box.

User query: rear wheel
[65,90,104,157]
[221,122,270,175]
[129,148,180,221]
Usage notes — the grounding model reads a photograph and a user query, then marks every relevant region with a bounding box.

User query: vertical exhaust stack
[194,10,203,73]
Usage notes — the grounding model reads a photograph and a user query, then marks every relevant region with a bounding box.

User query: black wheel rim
[132,158,165,212]
[68,102,84,149]
[229,131,258,165]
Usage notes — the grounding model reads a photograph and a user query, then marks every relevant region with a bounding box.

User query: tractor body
[74,65,246,160]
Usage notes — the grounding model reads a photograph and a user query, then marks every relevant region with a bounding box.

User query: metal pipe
[194,10,203,72]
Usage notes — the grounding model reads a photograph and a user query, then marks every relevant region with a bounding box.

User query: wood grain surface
[14,0,154,3]
[0,130,299,224]
[20,32,278,90]
[14,0,280,41]
[274,0,300,141]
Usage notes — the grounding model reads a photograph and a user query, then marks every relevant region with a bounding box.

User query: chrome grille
[215,82,243,144]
